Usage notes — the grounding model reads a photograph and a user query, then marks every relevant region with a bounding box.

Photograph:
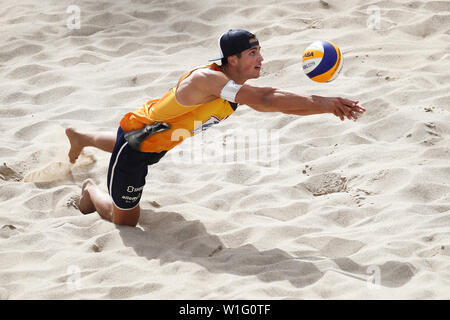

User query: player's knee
[112,206,140,227]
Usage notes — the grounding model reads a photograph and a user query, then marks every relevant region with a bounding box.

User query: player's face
[237,44,263,79]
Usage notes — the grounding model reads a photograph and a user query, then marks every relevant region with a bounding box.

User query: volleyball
[302,40,343,83]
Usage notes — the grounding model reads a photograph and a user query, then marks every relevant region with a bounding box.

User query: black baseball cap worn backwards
[209,29,259,62]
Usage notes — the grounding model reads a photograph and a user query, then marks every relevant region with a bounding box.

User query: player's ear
[228,55,239,66]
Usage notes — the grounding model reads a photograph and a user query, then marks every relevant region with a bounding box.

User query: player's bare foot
[78,179,96,214]
[66,127,85,164]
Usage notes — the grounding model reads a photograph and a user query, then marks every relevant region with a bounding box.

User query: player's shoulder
[191,64,228,81]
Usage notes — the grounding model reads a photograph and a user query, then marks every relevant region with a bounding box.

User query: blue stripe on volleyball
[306,41,337,79]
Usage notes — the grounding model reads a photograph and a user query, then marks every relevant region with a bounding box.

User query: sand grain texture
[0,0,449,299]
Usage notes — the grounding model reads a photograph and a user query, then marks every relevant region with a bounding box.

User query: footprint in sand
[303,173,348,197]
[0,224,20,239]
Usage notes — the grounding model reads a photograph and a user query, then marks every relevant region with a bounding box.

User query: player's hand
[321,97,366,121]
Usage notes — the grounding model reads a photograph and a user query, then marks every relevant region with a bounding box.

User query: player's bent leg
[112,204,140,227]
[104,127,167,228]
[79,178,114,221]
[66,127,117,163]
[77,178,139,226]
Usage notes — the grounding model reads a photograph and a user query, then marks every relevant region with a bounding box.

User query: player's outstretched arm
[192,70,365,121]
[237,84,366,121]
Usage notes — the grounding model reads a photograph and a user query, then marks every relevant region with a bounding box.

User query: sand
[0,0,449,299]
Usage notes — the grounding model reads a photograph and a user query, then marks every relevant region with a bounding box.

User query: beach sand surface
[0,0,449,299]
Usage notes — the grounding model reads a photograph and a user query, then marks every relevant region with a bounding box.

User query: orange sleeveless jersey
[120,63,238,153]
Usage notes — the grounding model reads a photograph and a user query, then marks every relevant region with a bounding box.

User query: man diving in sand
[66,29,366,227]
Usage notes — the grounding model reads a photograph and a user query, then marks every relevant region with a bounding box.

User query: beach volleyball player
[66,29,366,227]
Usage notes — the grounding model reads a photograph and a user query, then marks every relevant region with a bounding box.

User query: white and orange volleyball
[302,40,343,83]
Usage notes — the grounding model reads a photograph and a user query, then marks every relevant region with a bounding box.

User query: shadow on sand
[117,208,415,289]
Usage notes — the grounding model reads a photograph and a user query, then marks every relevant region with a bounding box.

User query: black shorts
[107,127,167,210]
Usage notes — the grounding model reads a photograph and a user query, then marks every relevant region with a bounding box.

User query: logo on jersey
[191,116,224,135]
